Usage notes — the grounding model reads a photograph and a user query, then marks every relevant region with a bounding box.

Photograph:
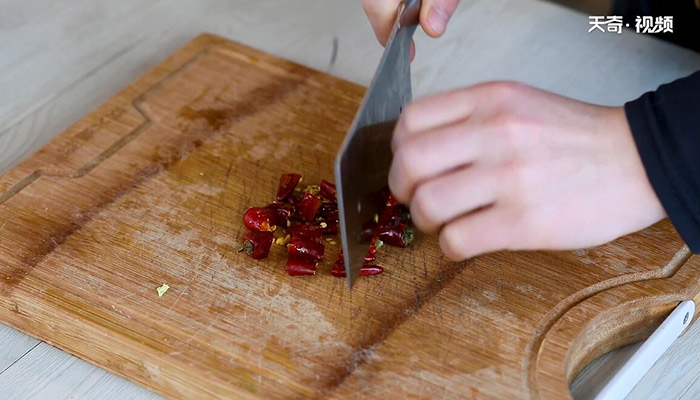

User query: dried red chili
[283,193,302,207]
[368,237,383,255]
[377,224,414,248]
[336,249,377,264]
[241,175,405,279]
[319,180,337,201]
[243,207,276,232]
[331,261,384,277]
[378,204,411,227]
[317,202,339,221]
[361,220,377,242]
[264,202,295,226]
[298,193,322,223]
[317,221,338,235]
[288,241,325,263]
[277,173,302,201]
[359,265,383,276]
[331,261,345,277]
[369,186,392,210]
[238,231,274,259]
[286,252,318,276]
[285,224,325,276]
[290,224,323,243]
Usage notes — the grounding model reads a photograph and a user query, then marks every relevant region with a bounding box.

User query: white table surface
[1,0,699,398]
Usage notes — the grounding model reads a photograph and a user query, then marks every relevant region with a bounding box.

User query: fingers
[393,86,492,150]
[420,0,461,37]
[362,0,402,45]
[390,82,529,203]
[364,0,460,46]
[410,165,501,233]
[389,120,483,202]
[439,208,514,261]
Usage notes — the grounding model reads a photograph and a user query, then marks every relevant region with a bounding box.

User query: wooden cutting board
[1,33,699,399]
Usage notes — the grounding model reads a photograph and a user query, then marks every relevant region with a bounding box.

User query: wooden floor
[1,0,699,398]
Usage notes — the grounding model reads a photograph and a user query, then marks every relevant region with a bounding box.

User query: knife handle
[593,300,695,400]
[398,0,421,28]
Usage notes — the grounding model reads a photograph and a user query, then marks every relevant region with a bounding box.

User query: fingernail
[427,6,448,35]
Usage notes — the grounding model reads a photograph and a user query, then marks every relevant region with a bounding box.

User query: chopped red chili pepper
[361,220,377,242]
[331,260,345,277]
[286,252,317,276]
[298,193,322,223]
[368,237,383,255]
[335,248,377,265]
[283,193,302,206]
[317,221,338,235]
[290,224,323,244]
[285,224,325,276]
[331,260,383,277]
[264,202,295,226]
[378,206,400,227]
[378,202,411,227]
[288,241,325,263]
[377,224,414,248]
[277,173,302,201]
[359,265,383,276]
[369,186,392,210]
[238,231,274,259]
[242,174,400,279]
[317,202,339,221]
[243,207,276,232]
[319,180,337,201]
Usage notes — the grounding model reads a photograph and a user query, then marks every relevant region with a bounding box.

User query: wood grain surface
[0,32,699,399]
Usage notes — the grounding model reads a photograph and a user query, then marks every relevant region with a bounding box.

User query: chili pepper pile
[239,173,414,278]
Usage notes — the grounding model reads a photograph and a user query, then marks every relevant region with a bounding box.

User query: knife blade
[335,0,421,289]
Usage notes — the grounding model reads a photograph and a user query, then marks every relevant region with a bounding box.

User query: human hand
[362,0,461,45]
[389,82,666,261]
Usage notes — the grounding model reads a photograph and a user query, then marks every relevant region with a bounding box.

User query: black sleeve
[625,71,700,252]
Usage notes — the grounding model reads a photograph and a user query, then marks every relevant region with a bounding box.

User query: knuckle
[439,224,468,261]
[491,111,519,131]
[484,81,527,111]
[411,184,439,231]
[400,103,420,132]
[395,145,419,183]
[393,117,409,145]
[491,81,525,99]
[390,147,418,201]
[393,105,418,146]
[490,111,526,150]
[501,161,529,193]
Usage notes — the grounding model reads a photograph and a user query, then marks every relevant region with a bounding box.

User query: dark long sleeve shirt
[614,0,700,52]
[625,71,700,252]
[615,0,700,250]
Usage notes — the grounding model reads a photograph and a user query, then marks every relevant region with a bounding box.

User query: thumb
[419,0,460,37]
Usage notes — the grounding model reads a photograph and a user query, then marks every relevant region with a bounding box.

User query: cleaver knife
[335,0,421,289]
